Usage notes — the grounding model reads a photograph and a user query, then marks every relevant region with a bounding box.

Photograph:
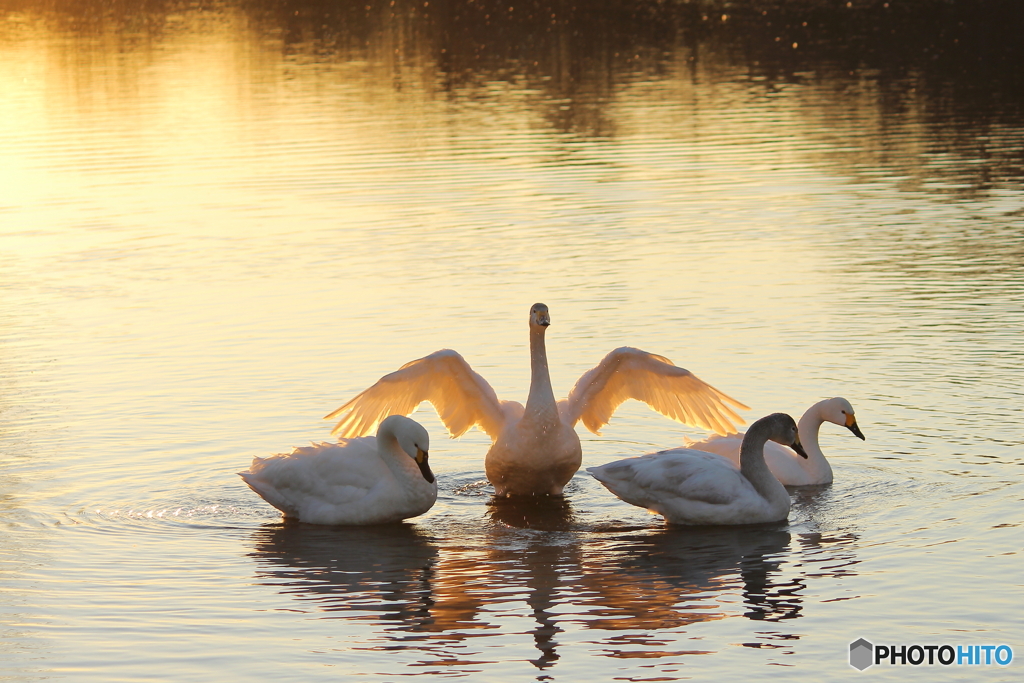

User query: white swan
[239,415,436,525]
[684,397,865,485]
[325,303,748,497]
[587,413,806,525]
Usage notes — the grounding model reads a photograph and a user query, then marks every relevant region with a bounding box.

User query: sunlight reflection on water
[1,0,1023,680]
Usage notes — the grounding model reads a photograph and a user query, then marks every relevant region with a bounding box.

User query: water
[2,0,1023,679]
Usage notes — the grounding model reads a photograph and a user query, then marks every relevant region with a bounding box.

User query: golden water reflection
[249,507,855,670]
[1,1,1020,679]
[2,0,1021,202]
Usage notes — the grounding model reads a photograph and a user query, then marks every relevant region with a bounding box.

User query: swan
[239,415,436,525]
[587,413,806,525]
[325,303,748,497]
[684,397,865,485]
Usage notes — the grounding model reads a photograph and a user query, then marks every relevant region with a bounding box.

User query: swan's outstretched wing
[563,347,749,436]
[325,349,506,440]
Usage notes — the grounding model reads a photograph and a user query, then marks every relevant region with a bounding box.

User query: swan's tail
[238,471,296,517]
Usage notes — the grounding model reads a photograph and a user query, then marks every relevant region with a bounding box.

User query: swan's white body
[325,304,748,497]
[587,413,805,525]
[684,397,864,486]
[240,415,436,525]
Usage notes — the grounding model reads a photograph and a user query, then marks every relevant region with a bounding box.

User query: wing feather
[564,347,749,436]
[325,349,506,440]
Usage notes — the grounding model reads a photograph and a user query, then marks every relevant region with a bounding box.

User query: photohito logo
[849,638,1013,671]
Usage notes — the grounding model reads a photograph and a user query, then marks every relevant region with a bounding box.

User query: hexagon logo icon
[850,638,874,670]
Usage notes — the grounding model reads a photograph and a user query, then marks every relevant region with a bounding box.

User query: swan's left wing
[324,349,507,440]
[564,347,749,436]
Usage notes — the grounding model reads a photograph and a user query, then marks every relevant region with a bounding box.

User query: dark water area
[15,0,1023,91]
[7,0,1022,196]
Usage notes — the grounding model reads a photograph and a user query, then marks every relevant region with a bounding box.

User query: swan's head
[764,412,809,459]
[530,303,551,328]
[823,397,865,440]
[380,415,434,484]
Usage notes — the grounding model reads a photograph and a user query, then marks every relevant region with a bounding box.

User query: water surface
[1,0,1023,680]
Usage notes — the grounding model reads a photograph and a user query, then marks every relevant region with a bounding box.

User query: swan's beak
[537,312,550,327]
[791,434,809,459]
[846,414,866,440]
[415,447,435,484]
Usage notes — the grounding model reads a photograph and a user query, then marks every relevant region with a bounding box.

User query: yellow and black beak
[846,413,866,440]
[415,447,435,484]
[791,433,809,459]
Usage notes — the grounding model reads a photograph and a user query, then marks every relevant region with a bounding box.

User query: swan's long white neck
[376,423,406,469]
[797,401,834,482]
[524,323,557,425]
[739,419,787,501]
[376,420,420,483]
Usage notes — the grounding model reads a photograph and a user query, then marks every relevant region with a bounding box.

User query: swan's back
[692,436,811,483]
[685,433,797,471]
[240,436,435,525]
[589,448,760,522]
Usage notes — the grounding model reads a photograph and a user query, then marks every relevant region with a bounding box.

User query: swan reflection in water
[483,495,585,669]
[584,526,801,625]
[249,520,503,641]
[248,499,858,672]
[249,521,439,627]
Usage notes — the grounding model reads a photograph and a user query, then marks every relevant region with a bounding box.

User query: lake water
[1,0,1022,680]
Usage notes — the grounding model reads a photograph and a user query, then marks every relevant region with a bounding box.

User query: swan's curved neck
[798,402,833,480]
[739,420,784,498]
[376,426,402,463]
[377,424,416,480]
[524,324,557,421]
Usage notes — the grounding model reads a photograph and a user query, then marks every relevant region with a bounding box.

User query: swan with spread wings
[326,304,748,497]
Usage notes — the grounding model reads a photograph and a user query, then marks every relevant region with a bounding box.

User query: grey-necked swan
[587,413,806,525]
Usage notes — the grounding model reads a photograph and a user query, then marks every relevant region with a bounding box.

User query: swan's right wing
[325,349,506,440]
[564,347,749,436]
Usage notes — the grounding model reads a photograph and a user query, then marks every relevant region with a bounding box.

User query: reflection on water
[486,494,579,531]
[3,0,1023,680]
[580,526,801,632]
[3,0,1022,199]
[250,522,438,622]
[248,507,863,671]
